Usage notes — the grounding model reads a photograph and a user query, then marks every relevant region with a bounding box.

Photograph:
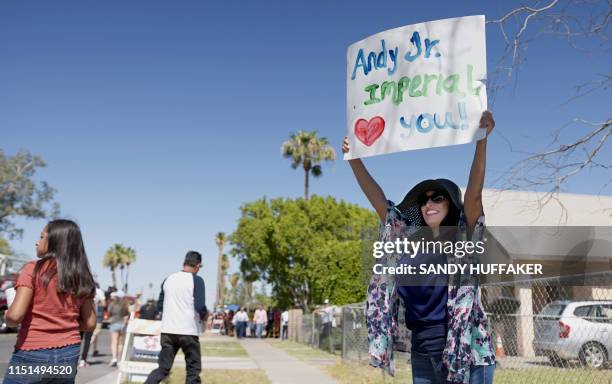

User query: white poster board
[344,15,487,160]
[117,317,162,384]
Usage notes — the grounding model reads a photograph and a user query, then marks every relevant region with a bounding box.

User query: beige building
[480,188,612,226]
[475,189,612,357]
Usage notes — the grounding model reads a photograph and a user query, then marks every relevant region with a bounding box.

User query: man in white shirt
[232,308,248,339]
[281,309,289,340]
[253,305,267,339]
[145,251,207,384]
[322,299,333,327]
[320,299,334,351]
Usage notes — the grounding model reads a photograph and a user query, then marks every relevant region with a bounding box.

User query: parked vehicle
[534,300,612,369]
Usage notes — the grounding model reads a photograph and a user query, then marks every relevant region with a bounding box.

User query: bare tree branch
[493,118,612,221]
[486,0,611,106]
[486,1,611,221]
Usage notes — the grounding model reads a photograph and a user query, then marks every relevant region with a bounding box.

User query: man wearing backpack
[145,251,207,384]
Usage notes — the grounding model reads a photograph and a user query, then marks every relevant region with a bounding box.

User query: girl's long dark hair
[33,219,95,298]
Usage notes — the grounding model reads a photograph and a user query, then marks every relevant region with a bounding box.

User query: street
[0,329,118,383]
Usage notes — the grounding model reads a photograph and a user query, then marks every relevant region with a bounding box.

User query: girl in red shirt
[3,220,97,384]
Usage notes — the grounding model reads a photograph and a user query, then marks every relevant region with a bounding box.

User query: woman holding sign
[343,111,496,384]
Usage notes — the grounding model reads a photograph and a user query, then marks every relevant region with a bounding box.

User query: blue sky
[2,1,610,306]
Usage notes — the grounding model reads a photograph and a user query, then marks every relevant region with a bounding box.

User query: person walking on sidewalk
[253,305,267,339]
[281,309,289,341]
[145,251,207,384]
[79,281,106,367]
[88,282,107,359]
[3,220,97,384]
[233,308,248,339]
[107,290,129,367]
[265,306,274,338]
[139,299,159,320]
[318,299,334,352]
[321,299,333,339]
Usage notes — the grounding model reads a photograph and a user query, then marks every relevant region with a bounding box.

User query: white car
[534,300,612,369]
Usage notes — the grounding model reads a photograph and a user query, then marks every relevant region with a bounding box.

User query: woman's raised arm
[343,137,388,221]
[464,111,495,232]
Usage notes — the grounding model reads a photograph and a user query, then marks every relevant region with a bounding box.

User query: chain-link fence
[300,310,343,356]
[340,303,368,361]
[484,272,612,371]
[292,271,612,382]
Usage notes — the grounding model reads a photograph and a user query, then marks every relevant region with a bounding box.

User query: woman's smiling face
[420,190,449,228]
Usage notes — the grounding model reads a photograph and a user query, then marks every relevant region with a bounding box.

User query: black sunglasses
[418,191,447,206]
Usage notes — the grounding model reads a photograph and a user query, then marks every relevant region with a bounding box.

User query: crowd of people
[214,306,290,339]
[78,284,162,368]
[211,301,334,344]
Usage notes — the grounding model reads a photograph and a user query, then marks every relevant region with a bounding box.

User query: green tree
[224,272,241,305]
[0,236,12,255]
[230,196,378,311]
[281,131,336,200]
[229,272,240,289]
[0,150,59,238]
[254,284,275,308]
[103,244,136,291]
[224,273,254,308]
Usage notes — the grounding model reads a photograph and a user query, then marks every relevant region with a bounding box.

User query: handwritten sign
[118,318,162,383]
[344,15,487,160]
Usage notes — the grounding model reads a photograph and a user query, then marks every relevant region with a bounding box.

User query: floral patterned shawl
[366,201,495,383]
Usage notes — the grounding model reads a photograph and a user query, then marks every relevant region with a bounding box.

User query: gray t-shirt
[108,301,129,325]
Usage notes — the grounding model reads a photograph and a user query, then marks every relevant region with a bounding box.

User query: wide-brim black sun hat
[396,179,464,224]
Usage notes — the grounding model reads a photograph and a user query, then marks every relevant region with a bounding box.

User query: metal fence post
[341,306,347,359]
[312,312,316,348]
[330,318,334,355]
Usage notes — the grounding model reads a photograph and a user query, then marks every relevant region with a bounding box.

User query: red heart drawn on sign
[354,116,385,146]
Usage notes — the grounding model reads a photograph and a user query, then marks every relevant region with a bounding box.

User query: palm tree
[221,254,229,276]
[281,131,336,200]
[223,272,240,304]
[122,246,137,293]
[102,244,136,292]
[102,245,122,289]
[215,232,226,309]
[245,280,253,310]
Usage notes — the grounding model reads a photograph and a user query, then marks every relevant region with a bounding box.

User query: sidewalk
[70,330,116,384]
[239,338,337,384]
[176,355,257,369]
[87,334,259,383]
